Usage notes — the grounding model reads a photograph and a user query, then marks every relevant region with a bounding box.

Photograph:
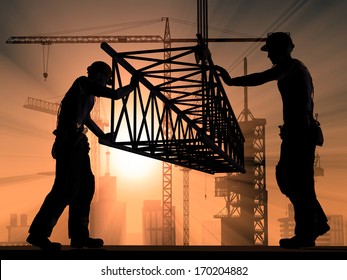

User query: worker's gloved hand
[130,71,140,87]
[99,132,113,144]
[214,65,232,85]
[214,65,227,75]
[203,46,212,60]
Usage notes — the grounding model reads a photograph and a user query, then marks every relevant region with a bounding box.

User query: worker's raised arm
[113,72,140,99]
[76,75,138,100]
[215,65,279,87]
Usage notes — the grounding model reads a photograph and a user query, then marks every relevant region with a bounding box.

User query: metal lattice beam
[6,36,164,44]
[23,97,60,115]
[6,36,266,45]
[100,41,244,174]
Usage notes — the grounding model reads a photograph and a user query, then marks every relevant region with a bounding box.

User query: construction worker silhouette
[27,61,138,250]
[216,32,329,249]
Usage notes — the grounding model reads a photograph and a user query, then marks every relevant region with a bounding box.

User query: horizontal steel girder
[99,42,244,174]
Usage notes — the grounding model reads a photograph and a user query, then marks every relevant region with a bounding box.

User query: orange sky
[1,0,347,246]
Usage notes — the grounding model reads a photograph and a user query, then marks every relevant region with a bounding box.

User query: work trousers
[275,125,327,240]
[29,132,95,240]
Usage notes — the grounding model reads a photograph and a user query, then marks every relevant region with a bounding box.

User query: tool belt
[278,116,324,147]
[51,124,88,159]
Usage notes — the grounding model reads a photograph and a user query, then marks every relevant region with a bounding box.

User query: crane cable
[42,44,50,81]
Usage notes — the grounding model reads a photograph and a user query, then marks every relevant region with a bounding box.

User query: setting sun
[109,149,161,183]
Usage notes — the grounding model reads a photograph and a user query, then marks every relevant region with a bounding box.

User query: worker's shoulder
[275,58,307,76]
[71,75,94,89]
[74,75,89,83]
[288,58,311,72]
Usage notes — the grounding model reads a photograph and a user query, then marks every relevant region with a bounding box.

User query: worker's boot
[70,237,104,249]
[314,223,330,239]
[27,234,62,251]
[279,235,315,249]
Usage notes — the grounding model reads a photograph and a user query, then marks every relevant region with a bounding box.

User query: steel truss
[99,41,245,174]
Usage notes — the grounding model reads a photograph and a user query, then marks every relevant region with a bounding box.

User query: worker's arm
[113,73,140,99]
[77,75,138,100]
[84,114,105,138]
[113,84,135,100]
[215,65,279,87]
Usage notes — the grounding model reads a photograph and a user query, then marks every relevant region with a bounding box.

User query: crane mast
[161,17,175,245]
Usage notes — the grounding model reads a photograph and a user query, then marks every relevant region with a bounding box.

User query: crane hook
[42,44,50,81]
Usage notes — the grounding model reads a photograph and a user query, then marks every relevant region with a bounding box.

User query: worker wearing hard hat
[27,61,138,250]
[216,32,329,249]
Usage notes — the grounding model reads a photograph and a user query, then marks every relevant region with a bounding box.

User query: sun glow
[110,149,161,183]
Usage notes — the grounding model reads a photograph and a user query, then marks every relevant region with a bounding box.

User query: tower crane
[8,12,266,246]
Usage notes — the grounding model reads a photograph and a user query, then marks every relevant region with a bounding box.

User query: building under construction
[142,200,176,245]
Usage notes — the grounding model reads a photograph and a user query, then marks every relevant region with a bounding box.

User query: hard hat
[87,61,112,77]
[261,32,295,52]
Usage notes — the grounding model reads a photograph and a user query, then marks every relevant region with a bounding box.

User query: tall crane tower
[179,167,191,246]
